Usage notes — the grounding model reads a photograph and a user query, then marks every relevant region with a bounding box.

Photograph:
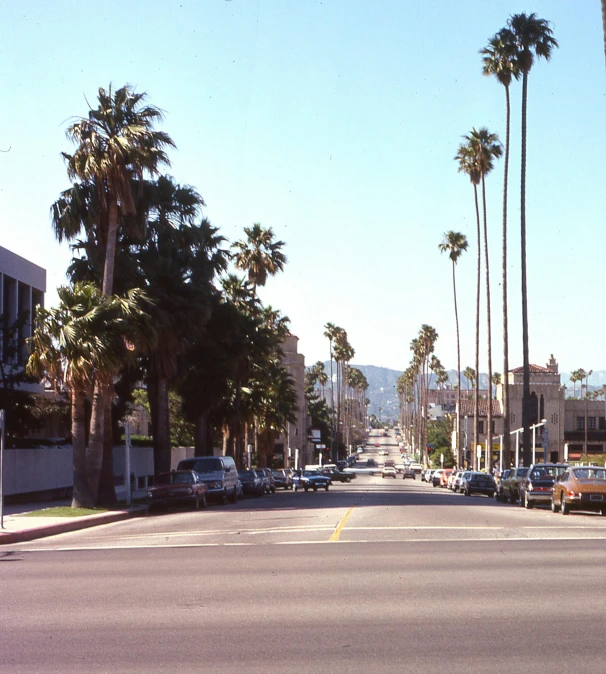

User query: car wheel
[464,488,470,496]
[561,494,570,515]
[230,487,238,503]
[313,485,318,492]
[551,497,559,513]
[518,492,525,507]
[508,492,516,504]
[325,484,329,491]
[601,509,606,517]
[199,494,207,509]
[304,487,309,492]
[524,492,533,509]
[221,490,228,505]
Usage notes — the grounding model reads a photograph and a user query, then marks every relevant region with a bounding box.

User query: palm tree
[455,141,482,461]
[61,84,174,502]
[602,1,606,68]
[439,230,468,466]
[469,127,503,470]
[323,322,341,460]
[63,84,175,296]
[481,28,520,469]
[27,283,148,507]
[232,223,287,295]
[507,13,558,466]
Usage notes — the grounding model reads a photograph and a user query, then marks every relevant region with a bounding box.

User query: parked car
[462,472,496,497]
[382,466,397,478]
[147,471,209,511]
[451,471,465,492]
[519,463,568,509]
[423,469,435,483]
[293,470,331,492]
[440,469,453,488]
[255,467,276,494]
[272,469,293,490]
[551,465,606,515]
[458,471,474,494]
[177,455,239,504]
[432,469,445,487]
[500,466,529,504]
[402,467,416,480]
[494,469,512,501]
[238,470,265,497]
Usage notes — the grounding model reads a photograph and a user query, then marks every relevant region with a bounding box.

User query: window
[600,417,606,431]
[478,421,485,434]
[588,417,596,430]
[577,417,585,431]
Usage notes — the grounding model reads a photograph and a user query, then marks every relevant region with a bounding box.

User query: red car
[147,470,209,511]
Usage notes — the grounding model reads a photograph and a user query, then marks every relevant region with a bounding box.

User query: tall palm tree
[455,141,482,462]
[323,322,341,460]
[507,13,558,466]
[232,223,287,295]
[439,230,468,466]
[481,28,520,469]
[63,84,175,296]
[468,127,503,470]
[61,84,174,502]
[602,0,606,68]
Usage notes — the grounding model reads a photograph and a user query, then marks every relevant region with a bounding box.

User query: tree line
[26,84,298,508]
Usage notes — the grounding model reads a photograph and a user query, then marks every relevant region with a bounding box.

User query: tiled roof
[458,398,502,417]
[510,364,552,374]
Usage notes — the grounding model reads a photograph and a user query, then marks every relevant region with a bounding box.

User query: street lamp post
[530,419,547,464]
[510,426,523,467]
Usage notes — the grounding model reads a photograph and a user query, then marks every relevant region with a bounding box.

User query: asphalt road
[3,431,606,672]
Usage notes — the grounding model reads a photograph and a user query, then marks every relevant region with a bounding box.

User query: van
[177,455,239,504]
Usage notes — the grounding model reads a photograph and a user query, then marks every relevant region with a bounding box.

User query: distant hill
[317,363,606,421]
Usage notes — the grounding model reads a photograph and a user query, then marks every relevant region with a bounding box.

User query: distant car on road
[382,466,397,478]
[402,467,415,480]
[147,471,209,511]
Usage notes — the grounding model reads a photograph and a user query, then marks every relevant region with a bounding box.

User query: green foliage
[577,454,606,467]
[428,418,453,451]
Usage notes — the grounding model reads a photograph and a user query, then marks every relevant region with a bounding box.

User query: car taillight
[566,490,579,497]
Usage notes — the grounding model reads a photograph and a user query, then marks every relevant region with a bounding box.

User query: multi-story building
[272,334,310,468]
[456,355,606,467]
[0,246,46,391]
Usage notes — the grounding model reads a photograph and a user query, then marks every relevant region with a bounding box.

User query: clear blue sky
[1,1,604,378]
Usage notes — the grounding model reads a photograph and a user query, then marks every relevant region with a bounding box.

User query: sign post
[125,421,132,507]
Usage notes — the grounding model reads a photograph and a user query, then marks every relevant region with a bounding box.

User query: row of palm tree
[27,84,297,508]
[439,14,557,470]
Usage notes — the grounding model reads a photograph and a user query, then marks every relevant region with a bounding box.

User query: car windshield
[530,466,565,480]
[239,471,256,478]
[272,471,284,477]
[181,458,222,474]
[303,471,319,476]
[573,468,606,480]
[156,472,193,485]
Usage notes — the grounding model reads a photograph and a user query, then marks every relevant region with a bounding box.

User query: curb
[0,508,146,545]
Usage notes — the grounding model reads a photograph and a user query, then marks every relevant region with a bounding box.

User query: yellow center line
[329,506,356,542]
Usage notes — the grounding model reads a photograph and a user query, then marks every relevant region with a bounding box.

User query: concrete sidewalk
[0,500,146,545]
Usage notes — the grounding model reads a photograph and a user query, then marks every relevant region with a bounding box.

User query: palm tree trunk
[152,373,171,475]
[521,71,532,467]
[482,175,493,472]
[102,197,119,296]
[473,183,481,468]
[502,84,512,468]
[452,259,462,467]
[97,390,117,507]
[87,378,106,504]
[602,0,606,68]
[71,386,94,508]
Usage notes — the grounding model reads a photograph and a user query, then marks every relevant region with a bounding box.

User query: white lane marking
[11,535,606,552]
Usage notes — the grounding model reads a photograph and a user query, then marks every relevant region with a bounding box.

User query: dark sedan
[238,470,265,497]
[147,471,209,511]
[293,470,331,492]
[519,463,567,509]
[463,472,496,497]
[321,468,354,483]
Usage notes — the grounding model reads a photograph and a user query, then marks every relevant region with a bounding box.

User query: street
[3,457,606,672]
